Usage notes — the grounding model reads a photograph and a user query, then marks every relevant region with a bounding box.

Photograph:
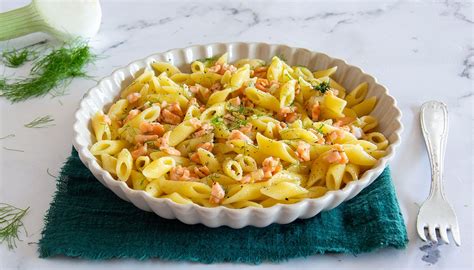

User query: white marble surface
[0,0,473,269]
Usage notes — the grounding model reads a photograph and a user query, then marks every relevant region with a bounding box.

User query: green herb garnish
[210,116,224,126]
[24,115,55,128]
[296,65,309,68]
[227,104,252,116]
[313,81,330,94]
[2,48,38,68]
[211,113,248,130]
[237,105,245,114]
[316,123,325,134]
[0,203,29,250]
[0,78,6,91]
[229,118,248,130]
[145,140,156,146]
[196,56,219,67]
[0,41,95,102]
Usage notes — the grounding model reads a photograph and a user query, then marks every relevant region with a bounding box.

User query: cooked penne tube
[142,157,176,179]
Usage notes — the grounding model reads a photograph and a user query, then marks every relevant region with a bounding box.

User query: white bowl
[73,42,403,228]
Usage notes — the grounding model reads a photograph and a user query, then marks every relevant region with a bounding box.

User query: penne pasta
[90,54,389,208]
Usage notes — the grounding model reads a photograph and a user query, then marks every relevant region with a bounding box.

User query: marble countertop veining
[0,0,473,269]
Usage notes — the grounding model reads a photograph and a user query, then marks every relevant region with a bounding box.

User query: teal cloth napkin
[38,149,408,264]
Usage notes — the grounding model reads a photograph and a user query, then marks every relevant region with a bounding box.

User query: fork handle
[420,101,448,199]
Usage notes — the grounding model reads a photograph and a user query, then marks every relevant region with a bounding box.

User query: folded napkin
[38,149,408,264]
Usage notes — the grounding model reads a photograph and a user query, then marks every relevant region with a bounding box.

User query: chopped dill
[0,203,29,250]
[2,48,38,68]
[237,106,245,114]
[0,134,15,140]
[316,123,325,134]
[210,116,224,126]
[0,78,6,90]
[2,147,24,152]
[211,113,248,130]
[145,140,156,146]
[24,115,55,128]
[196,55,219,67]
[312,80,331,94]
[0,41,95,102]
[227,104,253,116]
[227,118,248,130]
[197,56,219,62]
[145,140,158,149]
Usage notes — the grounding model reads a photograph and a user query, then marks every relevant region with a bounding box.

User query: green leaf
[2,48,38,68]
[312,81,330,94]
[0,40,96,103]
[0,203,29,250]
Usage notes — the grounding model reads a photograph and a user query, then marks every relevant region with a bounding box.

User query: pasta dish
[89,54,388,208]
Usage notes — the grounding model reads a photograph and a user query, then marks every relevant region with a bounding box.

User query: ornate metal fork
[416,101,460,246]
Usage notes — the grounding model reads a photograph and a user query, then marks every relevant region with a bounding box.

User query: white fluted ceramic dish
[73,42,403,228]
